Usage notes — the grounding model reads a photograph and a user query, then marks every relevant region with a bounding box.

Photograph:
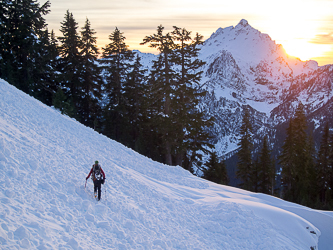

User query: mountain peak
[203,19,273,62]
[207,19,258,43]
[237,19,249,27]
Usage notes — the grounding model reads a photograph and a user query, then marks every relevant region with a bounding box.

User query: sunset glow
[44,0,333,66]
[281,39,332,62]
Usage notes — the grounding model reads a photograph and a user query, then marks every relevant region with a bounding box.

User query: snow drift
[0,78,332,249]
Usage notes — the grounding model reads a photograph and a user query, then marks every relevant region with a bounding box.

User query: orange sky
[44,0,333,66]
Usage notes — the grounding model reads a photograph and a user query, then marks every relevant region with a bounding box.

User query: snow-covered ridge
[201,19,318,76]
[190,19,333,156]
[199,19,319,110]
[1,78,332,249]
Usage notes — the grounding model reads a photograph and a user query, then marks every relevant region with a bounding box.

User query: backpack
[92,164,102,181]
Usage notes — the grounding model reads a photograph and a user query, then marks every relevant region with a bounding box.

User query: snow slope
[0,78,332,249]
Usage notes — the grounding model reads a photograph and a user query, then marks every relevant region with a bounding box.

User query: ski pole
[105,184,107,201]
[85,179,87,188]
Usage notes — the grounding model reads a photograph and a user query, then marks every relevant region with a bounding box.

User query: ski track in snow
[0,78,332,249]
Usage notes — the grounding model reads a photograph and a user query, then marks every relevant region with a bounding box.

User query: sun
[282,39,330,62]
[257,0,333,63]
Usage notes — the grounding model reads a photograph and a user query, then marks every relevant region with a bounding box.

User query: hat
[95,160,99,164]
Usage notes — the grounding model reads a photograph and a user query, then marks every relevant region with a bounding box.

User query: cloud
[310,33,333,44]
[312,51,333,66]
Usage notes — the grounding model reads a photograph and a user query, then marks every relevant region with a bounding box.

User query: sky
[43,0,333,66]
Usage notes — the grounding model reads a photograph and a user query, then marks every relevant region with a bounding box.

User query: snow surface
[0,78,332,249]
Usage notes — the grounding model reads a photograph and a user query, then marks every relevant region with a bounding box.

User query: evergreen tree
[0,0,51,94]
[52,87,75,117]
[141,25,213,167]
[30,28,59,105]
[252,157,260,192]
[316,123,332,205]
[53,87,66,113]
[122,54,148,151]
[279,118,295,200]
[47,30,61,104]
[258,136,275,194]
[140,54,169,163]
[328,133,333,206]
[80,18,103,128]
[279,102,314,205]
[58,10,82,119]
[236,107,254,191]
[203,151,229,185]
[49,30,60,67]
[171,27,213,169]
[306,132,317,207]
[141,25,177,165]
[293,103,314,205]
[101,27,134,141]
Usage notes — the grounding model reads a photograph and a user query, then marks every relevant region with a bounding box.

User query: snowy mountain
[194,19,333,156]
[1,78,333,249]
[200,19,318,107]
[132,19,333,157]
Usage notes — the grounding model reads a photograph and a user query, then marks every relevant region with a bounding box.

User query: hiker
[86,161,105,200]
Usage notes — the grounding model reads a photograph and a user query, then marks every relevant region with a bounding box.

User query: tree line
[237,104,333,209]
[0,0,214,172]
[2,0,332,210]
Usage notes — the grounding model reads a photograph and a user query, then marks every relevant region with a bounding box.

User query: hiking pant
[94,179,103,200]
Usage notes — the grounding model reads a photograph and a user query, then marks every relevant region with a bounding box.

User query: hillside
[1,79,333,249]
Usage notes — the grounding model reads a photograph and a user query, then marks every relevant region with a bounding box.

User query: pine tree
[258,136,275,194]
[236,107,254,191]
[141,54,170,163]
[58,10,82,119]
[279,119,295,200]
[30,28,59,105]
[141,25,176,165]
[53,87,70,115]
[122,54,148,151]
[279,102,314,205]
[101,27,134,141]
[293,103,313,205]
[316,123,331,205]
[46,30,61,104]
[141,25,213,167]
[171,27,213,169]
[252,157,260,192]
[0,0,51,94]
[80,18,103,128]
[203,151,229,185]
[306,132,317,207]
[329,133,333,206]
